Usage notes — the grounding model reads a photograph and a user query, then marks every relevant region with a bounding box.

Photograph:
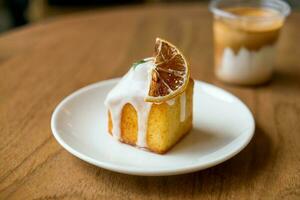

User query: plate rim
[51,78,255,176]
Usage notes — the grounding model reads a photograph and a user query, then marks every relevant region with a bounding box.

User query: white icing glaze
[180,91,186,122]
[105,57,188,147]
[104,58,154,147]
[217,45,275,84]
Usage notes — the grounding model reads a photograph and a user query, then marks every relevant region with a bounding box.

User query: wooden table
[1,3,300,199]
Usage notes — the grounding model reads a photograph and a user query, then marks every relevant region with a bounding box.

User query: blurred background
[0,0,299,33]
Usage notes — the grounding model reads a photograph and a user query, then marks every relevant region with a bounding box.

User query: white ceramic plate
[51,79,255,176]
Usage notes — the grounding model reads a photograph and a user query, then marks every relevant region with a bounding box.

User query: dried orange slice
[145,38,190,102]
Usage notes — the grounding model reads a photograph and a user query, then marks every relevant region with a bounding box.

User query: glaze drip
[180,91,186,122]
[105,58,154,147]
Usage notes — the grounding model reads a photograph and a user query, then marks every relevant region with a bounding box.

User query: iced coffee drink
[210,0,290,85]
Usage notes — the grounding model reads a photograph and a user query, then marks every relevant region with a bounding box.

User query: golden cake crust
[108,79,194,154]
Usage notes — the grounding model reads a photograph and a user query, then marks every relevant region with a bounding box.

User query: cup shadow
[272,69,300,91]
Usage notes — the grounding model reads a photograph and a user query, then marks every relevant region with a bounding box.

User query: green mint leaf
[132,59,147,69]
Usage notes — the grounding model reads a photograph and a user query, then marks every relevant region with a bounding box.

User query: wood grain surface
[1,3,300,200]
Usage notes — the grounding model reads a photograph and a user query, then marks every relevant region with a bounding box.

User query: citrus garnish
[145,38,190,102]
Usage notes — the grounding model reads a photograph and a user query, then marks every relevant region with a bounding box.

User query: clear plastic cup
[210,0,291,85]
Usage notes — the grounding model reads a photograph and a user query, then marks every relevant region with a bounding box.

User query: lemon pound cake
[104,38,194,154]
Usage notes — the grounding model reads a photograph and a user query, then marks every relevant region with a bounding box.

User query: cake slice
[105,38,193,154]
[108,79,193,154]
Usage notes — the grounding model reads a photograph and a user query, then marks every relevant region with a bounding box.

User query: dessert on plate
[104,38,194,154]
